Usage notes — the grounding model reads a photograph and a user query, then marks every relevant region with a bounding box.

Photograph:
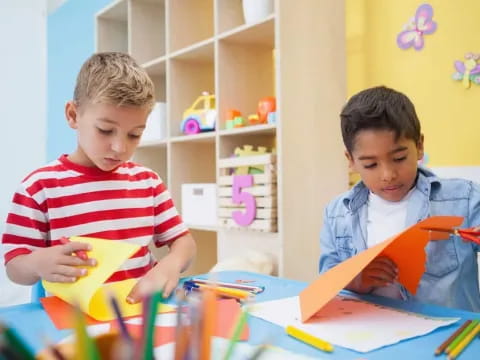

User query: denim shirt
[319,167,480,312]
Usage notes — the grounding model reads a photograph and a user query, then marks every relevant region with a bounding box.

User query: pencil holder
[36,332,121,360]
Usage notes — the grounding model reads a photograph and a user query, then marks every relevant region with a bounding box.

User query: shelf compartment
[132,145,168,185]
[219,15,275,46]
[168,42,215,138]
[168,0,214,53]
[183,230,217,275]
[96,0,128,53]
[216,0,276,36]
[130,0,166,64]
[144,57,166,102]
[218,130,276,159]
[217,21,275,131]
[216,0,244,34]
[169,141,216,210]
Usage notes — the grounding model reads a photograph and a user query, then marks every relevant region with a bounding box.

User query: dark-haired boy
[319,86,480,312]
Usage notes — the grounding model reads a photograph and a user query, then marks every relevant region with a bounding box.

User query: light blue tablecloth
[1,271,479,359]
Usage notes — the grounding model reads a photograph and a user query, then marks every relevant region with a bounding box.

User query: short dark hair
[340,86,421,153]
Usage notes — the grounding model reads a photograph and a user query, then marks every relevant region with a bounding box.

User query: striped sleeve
[2,183,49,264]
[152,175,188,247]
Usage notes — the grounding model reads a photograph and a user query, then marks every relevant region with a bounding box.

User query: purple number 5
[232,175,256,226]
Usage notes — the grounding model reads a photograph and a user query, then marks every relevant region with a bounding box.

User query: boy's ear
[344,150,355,170]
[417,134,425,161]
[65,101,78,129]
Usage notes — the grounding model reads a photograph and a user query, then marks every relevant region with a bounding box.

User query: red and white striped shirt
[2,154,188,283]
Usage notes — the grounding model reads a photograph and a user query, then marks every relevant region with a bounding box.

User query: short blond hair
[74,52,155,111]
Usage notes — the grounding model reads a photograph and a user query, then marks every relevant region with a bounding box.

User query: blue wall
[47,0,112,161]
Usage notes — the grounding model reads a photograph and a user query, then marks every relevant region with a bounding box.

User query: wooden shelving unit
[95,0,348,281]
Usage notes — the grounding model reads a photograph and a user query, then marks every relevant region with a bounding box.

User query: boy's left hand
[126,257,181,304]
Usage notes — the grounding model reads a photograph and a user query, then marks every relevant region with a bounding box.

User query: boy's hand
[346,256,398,294]
[126,257,181,304]
[30,241,96,283]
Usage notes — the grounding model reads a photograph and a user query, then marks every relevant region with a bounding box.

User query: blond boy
[2,52,196,303]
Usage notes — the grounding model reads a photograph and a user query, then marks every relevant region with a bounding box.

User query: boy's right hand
[346,256,398,294]
[30,241,96,283]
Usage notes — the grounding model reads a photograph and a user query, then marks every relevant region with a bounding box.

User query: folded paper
[300,216,463,322]
[42,236,153,321]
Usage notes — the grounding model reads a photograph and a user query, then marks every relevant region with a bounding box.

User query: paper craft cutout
[42,236,146,321]
[452,52,480,89]
[40,296,175,330]
[300,216,463,322]
[397,3,437,51]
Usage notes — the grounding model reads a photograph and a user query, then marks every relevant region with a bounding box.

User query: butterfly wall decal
[397,3,437,51]
[452,53,480,89]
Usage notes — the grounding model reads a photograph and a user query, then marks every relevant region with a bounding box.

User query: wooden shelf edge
[219,124,276,137]
[170,132,216,143]
[95,0,127,19]
[169,37,215,60]
[218,14,275,41]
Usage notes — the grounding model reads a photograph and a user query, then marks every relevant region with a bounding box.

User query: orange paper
[40,295,176,330]
[300,216,463,322]
[214,298,249,340]
[40,296,104,329]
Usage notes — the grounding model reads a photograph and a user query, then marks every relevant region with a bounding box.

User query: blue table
[1,271,479,359]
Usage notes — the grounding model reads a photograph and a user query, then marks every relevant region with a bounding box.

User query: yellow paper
[42,236,156,321]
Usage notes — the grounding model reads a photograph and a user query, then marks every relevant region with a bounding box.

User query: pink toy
[232,175,256,226]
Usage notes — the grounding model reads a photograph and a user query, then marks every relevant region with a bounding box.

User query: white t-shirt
[366,188,415,299]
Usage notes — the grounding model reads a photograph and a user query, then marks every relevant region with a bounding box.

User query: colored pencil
[286,325,334,353]
[73,304,101,360]
[446,320,479,354]
[187,293,202,360]
[247,344,268,360]
[222,308,249,360]
[435,320,472,355]
[0,331,22,360]
[0,324,35,360]
[185,283,251,300]
[199,289,217,360]
[173,292,190,360]
[448,322,480,359]
[191,278,264,294]
[142,291,162,360]
[108,292,132,342]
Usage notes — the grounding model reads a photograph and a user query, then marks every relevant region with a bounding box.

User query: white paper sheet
[250,295,459,353]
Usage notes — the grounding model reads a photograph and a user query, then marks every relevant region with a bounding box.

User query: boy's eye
[97,127,113,135]
[364,163,377,169]
[128,133,141,139]
[394,156,407,162]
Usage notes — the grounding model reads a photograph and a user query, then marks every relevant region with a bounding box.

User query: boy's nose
[111,138,127,154]
[381,167,397,182]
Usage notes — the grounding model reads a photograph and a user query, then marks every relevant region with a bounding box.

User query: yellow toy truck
[180,92,217,134]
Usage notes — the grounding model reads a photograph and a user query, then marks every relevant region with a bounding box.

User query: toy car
[180,92,216,135]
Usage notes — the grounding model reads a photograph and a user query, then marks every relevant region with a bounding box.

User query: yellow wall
[346,0,480,166]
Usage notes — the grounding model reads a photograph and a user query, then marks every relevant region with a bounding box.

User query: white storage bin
[181,183,217,227]
[140,102,166,144]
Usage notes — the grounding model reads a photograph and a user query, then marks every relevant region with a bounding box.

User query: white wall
[0,0,47,306]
